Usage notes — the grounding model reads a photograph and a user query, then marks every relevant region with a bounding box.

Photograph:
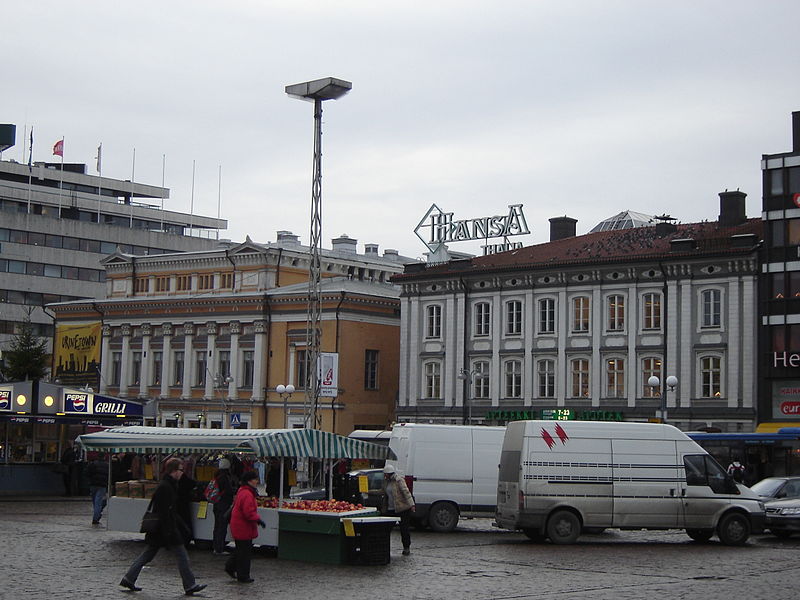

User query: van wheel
[686,528,714,543]
[428,502,459,532]
[523,528,546,542]
[546,510,581,545]
[716,513,750,546]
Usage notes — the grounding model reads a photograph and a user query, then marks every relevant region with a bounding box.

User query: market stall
[77,427,395,557]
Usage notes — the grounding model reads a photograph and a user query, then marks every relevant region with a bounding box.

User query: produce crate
[277,508,378,564]
[342,517,398,566]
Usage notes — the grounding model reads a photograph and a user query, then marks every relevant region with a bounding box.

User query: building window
[173,351,184,385]
[505,300,522,336]
[424,361,441,399]
[701,289,721,328]
[642,292,661,330]
[364,349,379,390]
[700,355,722,398]
[537,359,555,398]
[195,351,207,386]
[295,349,307,389]
[570,358,590,398]
[242,350,254,387]
[504,359,522,398]
[472,360,490,399]
[152,351,162,386]
[606,358,625,398]
[219,272,233,289]
[572,296,590,333]
[642,357,662,397]
[131,351,142,386]
[111,352,122,386]
[218,351,231,380]
[155,277,171,293]
[134,277,149,293]
[606,295,625,332]
[177,275,192,291]
[426,305,442,339]
[538,298,555,334]
[198,274,213,290]
[474,302,491,337]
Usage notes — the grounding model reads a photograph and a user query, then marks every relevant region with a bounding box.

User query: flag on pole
[28,128,34,172]
[53,139,64,157]
[95,143,102,174]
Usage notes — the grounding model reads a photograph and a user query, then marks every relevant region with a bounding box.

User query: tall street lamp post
[648,375,678,423]
[285,77,352,430]
[276,384,296,429]
[457,368,476,425]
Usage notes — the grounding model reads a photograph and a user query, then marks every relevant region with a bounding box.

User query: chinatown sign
[415,203,530,256]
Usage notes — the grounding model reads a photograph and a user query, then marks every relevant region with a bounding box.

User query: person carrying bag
[224,471,265,584]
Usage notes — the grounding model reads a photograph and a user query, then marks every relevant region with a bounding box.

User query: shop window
[9,422,33,463]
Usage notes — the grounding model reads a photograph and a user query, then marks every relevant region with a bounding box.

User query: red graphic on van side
[541,428,556,449]
[554,423,569,445]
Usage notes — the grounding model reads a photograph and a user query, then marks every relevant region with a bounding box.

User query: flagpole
[189,159,195,235]
[26,127,33,215]
[130,147,136,228]
[216,164,222,240]
[96,143,103,223]
[58,137,64,218]
[160,154,166,232]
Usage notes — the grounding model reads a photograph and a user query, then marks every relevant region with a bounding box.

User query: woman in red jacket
[225,470,264,583]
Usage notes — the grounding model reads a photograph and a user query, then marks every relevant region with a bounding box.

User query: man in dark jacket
[86,453,109,525]
[119,458,207,596]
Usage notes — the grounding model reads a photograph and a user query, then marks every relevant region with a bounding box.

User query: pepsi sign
[65,392,92,413]
[0,390,10,411]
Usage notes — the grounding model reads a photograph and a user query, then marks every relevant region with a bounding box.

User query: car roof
[765,497,800,507]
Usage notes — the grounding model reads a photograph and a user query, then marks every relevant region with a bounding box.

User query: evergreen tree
[1,318,49,382]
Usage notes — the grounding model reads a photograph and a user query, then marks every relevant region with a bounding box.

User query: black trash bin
[342,517,399,566]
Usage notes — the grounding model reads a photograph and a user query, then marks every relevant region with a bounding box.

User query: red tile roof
[394,218,762,280]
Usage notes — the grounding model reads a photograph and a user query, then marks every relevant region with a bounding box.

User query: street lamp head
[285,384,295,394]
[647,376,660,388]
[225,376,233,385]
[665,375,678,391]
[285,77,352,102]
[276,384,286,394]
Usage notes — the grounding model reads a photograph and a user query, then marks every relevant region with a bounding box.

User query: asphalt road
[1,499,797,600]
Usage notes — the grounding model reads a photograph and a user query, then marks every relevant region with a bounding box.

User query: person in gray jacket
[382,464,415,555]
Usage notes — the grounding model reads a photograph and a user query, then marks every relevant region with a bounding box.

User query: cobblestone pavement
[1,499,798,600]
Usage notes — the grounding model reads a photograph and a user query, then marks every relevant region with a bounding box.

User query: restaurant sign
[772,381,800,420]
[415,203,530,256]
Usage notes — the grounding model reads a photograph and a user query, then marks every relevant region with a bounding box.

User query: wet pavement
[1,499,798,599]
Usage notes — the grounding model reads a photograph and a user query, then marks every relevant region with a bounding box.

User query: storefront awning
[755,422,800,433]
[76,426,396,460]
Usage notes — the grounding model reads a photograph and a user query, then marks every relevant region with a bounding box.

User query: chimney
[549,216,577,242]
[793,111,800,153]
[718,190,747,227]
[276,231,300,246]
[383,249,400,261]
[331,234,357,254]
[364,243,379,256]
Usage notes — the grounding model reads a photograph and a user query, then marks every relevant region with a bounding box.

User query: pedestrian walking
[60,442,77,496]
[86,453,109,525]
[211,458,235,555]
[382,464,415,556]
[119,458,207,596]
[176,468,197,547]
[727,460,746,483]
[224,470,265,584]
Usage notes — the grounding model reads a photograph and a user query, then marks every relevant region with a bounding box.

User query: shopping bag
[139,498,159,534]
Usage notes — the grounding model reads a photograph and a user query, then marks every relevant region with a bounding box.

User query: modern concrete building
[0,158,225,358]
[759,110,800,432]
[393,194,761,432]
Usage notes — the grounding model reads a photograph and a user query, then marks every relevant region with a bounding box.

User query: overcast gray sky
[4,1,799,258]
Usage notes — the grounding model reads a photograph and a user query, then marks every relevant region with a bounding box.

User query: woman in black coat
[119,458,206,596]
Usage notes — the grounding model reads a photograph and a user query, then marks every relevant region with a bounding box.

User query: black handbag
[139,498,159,534]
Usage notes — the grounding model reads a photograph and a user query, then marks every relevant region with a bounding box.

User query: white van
[387,423,506,532]
[496,420,765,545]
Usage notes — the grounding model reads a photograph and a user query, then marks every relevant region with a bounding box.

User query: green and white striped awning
[77,426,395,460]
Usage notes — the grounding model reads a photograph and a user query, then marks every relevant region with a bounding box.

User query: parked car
[764,497,800,538]
[750,476,800,501]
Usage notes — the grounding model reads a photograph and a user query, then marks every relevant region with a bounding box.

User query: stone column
[100,325,112,395]
[119,324,131,398]
[140,324,152,399]
[229,321,241,400]
[205,322,217,400]
[182,323,194,399]
[160,323,173,398]
[252,320,267,402]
